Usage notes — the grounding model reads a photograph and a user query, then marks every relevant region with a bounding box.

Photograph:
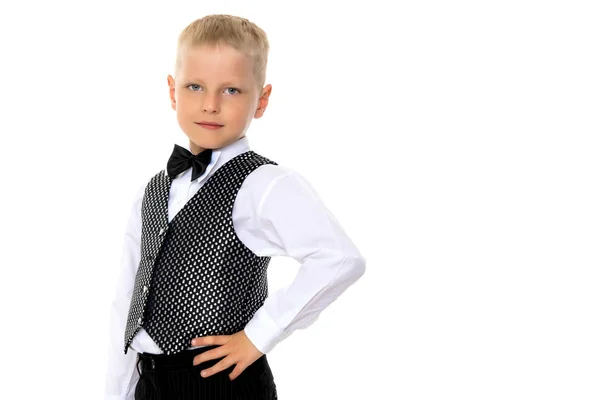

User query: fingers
[193,346,229,366]
[191,335,230,347]
[200,355,236,378]
[229,362,247,381]
[190,331,256,380]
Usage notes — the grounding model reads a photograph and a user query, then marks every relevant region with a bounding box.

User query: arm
[104,184,145,400]
[243,170,367,354]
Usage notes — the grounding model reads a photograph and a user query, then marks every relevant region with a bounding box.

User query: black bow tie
[166,144,213,181]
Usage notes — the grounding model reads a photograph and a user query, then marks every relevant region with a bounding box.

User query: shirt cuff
[244,306,285,354]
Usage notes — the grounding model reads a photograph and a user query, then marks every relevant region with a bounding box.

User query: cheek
[242,100,257,119]
[175,105,194,124]
[176,98,194,116]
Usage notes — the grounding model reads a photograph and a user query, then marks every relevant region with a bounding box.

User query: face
[167,44,272,154]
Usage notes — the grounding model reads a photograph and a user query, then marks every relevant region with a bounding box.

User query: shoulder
[134,169,165,201]
[234,150,290,187]
[241,161,320,205]
[243,161,296,189]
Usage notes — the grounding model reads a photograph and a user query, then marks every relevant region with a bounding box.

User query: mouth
[195,122,224,130]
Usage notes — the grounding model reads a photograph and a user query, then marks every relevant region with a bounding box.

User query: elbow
[338,253,366,285]
[354,254,366,279]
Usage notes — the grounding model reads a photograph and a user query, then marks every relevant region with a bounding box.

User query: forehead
[178,44,254,84]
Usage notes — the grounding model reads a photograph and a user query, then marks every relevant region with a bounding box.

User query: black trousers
[135,345,278,400]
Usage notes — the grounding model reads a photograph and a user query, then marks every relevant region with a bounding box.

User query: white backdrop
[0,1,598,399]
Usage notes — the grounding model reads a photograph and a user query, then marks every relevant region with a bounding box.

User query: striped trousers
[134,345,278,400]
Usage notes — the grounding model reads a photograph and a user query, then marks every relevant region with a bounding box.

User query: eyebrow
[184,78,244,87]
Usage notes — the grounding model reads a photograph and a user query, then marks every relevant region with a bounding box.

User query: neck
[188,135,246,155]
[188,140,207,155]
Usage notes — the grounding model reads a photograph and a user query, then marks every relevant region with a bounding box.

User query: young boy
[104,14,366,400]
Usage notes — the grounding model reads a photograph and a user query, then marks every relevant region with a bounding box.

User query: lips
[195,121,223,127]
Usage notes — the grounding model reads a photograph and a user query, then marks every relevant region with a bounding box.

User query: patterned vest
[124,150,278,355]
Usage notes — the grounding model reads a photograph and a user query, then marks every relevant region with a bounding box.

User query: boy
[104,14,366,400]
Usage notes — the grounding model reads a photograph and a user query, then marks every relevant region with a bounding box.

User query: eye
[224,88,240,95]
[186,83,205,92]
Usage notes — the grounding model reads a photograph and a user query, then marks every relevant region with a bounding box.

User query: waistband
[138,345,222,371]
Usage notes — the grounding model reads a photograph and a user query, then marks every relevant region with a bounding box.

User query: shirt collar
[164,136,251,183]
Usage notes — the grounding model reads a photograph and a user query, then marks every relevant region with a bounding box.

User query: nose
[202,92,220,113]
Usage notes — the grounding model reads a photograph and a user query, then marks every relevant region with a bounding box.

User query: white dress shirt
[104,136,366,400]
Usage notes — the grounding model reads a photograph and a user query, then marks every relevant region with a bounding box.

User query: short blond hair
[175,14,270,90]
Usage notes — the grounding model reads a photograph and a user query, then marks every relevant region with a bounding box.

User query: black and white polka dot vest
[124,150,278,355]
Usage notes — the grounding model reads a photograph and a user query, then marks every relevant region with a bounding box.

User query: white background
[0,1,598,399]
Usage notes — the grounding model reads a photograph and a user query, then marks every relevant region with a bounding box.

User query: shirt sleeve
[243,171,367,354]
[104,183,145,400]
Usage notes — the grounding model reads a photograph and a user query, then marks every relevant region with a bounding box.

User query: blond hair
[175,14,270,90]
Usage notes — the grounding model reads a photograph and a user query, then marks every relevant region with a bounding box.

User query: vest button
[143,285,148,293]
[159,228,165,235]
[138,317,142,325]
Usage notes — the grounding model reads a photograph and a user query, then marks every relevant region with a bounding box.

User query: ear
[167,75,176,110]
[254,84,272,119]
